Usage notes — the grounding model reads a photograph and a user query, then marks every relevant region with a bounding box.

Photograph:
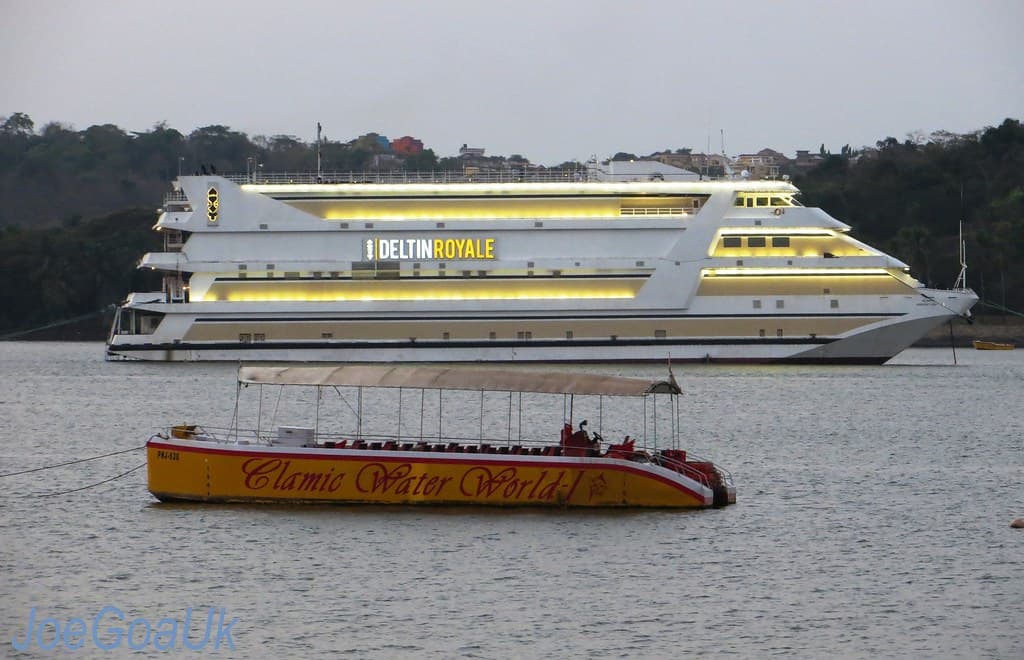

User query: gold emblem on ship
[206,187,219,223]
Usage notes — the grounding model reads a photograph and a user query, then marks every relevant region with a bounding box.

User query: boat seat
[383,441,398,450]
[370,442,382,450]
[335,439,348,448]
[511,445,523,454]
[480,443,492,453]
[400,443,414,451]
[530,447,542,455]
[465,446,478,453]
[497,446,510,454]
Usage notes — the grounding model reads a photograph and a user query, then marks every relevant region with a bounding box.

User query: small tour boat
[146,365,736,508]
[972,339,1015,350]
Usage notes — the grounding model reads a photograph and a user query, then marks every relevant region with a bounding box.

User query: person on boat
[577,420,604,455]
[561,420,593,456]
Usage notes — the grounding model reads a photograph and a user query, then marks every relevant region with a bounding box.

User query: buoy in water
[1011,518,1024,529]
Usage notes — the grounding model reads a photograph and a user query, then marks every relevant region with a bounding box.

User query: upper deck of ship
[169,169,799,201]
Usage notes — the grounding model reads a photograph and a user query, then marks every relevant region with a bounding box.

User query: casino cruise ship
[106,166,977,363]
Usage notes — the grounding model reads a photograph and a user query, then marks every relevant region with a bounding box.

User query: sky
[2,0,1021,166]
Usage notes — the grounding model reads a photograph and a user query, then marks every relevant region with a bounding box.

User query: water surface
[1,343,1021,658]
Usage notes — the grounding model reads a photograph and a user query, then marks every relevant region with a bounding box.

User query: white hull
[108,289,973,364]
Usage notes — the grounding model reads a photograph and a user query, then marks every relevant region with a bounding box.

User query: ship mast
[953,184,968,291]
[953,220,968,291]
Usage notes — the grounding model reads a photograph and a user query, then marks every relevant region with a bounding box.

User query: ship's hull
[109,291,975,364]
[147,438,719,508]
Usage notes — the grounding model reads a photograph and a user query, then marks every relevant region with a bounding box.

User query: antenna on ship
[316,122,323,182]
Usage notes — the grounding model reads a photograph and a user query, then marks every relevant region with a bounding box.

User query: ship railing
[221,169,592,186]
[651,450,734,489]
[171,425,698,462]
[189,426,573,449]
[619,207,690,217]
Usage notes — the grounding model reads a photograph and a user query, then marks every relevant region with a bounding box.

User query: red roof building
[391,136,424,156]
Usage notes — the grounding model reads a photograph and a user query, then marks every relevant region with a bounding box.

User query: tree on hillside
[797,118,1024,313]
[1,112,34,135]
[186,125,252,172]
[402,149,439,171]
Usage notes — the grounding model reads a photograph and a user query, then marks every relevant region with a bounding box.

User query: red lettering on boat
[242,458,281,490]
[241,458,345,492]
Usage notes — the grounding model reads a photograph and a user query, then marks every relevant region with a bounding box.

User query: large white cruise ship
[107,167,977,363]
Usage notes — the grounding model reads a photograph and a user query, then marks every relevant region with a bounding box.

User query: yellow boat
[973,339,1015,350]
[147,365,735,508]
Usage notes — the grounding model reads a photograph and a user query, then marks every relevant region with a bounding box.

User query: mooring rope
[36,462,147,498]
[0,306,113,340]
[977,300,1024,319]
[0,445,146,478]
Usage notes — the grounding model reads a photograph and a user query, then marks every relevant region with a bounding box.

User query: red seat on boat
[605,438,636,459]
[660,449,686,463]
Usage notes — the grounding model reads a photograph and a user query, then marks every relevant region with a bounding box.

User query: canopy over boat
[238,365,681,396]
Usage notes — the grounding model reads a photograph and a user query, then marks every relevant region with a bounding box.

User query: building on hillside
[686,153,732,178]
[651,151,695,171]
[352,132,393,154]
[371,154,401,169]
[793,149,825,170]
[391,136,424,156]
[734,148,790,179]
[459,144,486,158]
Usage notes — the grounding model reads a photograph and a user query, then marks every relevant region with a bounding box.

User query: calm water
[1,342,1022,658]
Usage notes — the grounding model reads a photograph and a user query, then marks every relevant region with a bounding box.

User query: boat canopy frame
[238,365,681,397]
[225,364,689,453]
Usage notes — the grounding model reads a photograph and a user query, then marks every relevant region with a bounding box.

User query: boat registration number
[156,450,180,461]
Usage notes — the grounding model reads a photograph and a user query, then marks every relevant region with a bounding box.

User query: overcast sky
[2,0,1021,165]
